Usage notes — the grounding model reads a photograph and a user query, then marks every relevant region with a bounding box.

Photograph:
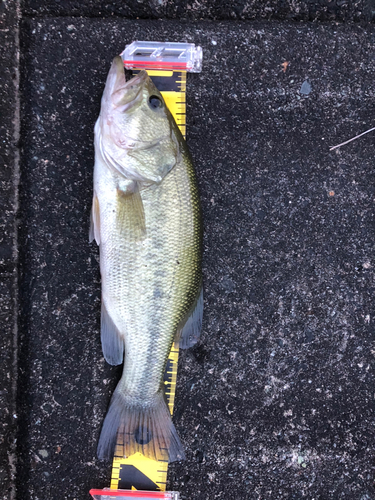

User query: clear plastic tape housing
[121,41,203,73]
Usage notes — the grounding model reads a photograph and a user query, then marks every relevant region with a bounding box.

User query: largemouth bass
[90,57,203,462]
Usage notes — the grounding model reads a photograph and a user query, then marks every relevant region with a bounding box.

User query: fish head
[96,56,180,185]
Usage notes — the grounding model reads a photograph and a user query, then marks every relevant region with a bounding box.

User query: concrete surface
[21,0,375,22]
[14,17,375,500]
[0,1,19,499]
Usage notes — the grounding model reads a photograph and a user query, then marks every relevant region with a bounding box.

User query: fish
[90,56,203,463]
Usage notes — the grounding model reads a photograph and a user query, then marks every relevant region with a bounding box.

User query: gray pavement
[0,1,19,499]
[22,0,375,22]
[1,6,375,500]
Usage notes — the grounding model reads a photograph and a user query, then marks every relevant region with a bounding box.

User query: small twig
[330,126,375,151]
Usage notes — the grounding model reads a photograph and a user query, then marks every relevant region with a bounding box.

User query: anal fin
[101,300,124,365]
[176,283,203,349]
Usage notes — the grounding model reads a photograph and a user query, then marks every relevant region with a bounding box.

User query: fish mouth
[112,70,149,113]
[123,70,148,89]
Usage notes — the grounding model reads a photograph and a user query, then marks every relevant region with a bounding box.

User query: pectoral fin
[116,185,146,240]
[176,283,203,349]
[89,193,101,245]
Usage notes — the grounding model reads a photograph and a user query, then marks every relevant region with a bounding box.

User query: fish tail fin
[97,388,185,463]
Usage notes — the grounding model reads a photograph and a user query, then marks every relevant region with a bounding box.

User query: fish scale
[112,148,201,399]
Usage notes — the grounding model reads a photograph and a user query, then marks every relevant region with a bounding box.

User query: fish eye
[148,95,163,110]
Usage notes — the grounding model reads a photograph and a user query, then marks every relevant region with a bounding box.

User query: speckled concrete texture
[21,0,375,22]
[0,1,19,498]
[17,18,375,499]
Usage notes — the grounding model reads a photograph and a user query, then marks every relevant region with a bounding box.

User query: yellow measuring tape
[109,69,187,492]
